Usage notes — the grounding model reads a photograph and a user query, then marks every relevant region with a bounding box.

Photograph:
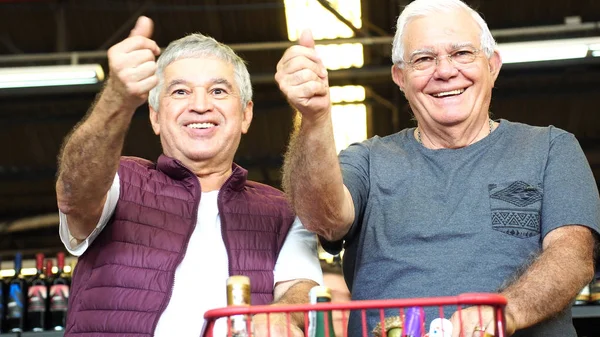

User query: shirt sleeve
[273,216,324,286]
[542,131,600,237]
[58,173,121,256]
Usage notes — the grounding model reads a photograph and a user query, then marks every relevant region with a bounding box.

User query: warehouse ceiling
[2,0,600,256]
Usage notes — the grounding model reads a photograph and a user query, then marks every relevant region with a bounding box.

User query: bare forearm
[282,115,353,241]
[501,226,595,331]
[56,86,135,238]
[273,279,319,328]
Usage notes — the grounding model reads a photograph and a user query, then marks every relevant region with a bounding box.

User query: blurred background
[1,0,600,260]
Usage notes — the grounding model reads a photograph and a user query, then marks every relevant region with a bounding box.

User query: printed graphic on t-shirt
[489,181,543,238]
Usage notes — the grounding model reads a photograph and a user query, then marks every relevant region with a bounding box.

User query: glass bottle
[6,252,27,333]
[27,253,48,332]
[309,286,337,337]
[0,256,4,333]
[49,252,69,331]
[226,275,252,337]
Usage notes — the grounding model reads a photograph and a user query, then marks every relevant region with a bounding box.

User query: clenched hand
[106,16,161,111]
[275,30,330,123]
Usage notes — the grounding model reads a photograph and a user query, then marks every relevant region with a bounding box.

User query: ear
[241,101,253,134]
[488,50,503,82]
[391,64,406,92]
[149,105,160,136]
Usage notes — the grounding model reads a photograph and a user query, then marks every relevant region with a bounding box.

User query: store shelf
[572,305,600,319]
[2,331,64,337]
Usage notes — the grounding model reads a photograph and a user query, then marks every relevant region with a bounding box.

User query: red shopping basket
[203,293,507,337]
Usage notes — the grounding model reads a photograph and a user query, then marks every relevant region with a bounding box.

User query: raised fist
[106,16,161,110]
[275,30,331,123]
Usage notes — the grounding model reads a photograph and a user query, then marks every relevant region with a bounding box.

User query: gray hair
[148,33,252,110]
[391,0,496,67]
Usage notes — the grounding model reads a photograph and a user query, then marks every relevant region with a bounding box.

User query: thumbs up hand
[275,29,331,123]
[106,16,161,111]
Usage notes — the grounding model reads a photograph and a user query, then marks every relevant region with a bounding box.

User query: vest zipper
[150,161,202,336]
[218,165,240,278]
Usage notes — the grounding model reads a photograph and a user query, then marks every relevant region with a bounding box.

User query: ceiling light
[284,0,362,41]
[331,103,367,153]
[0,64,105,89]
[330,85,366,103]
[499,37,600,64]
[283,0,363,70]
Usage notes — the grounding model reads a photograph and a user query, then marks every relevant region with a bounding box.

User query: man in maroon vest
[56,16,322,337]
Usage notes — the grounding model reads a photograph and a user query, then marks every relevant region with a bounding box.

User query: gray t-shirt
[334,119,600,337]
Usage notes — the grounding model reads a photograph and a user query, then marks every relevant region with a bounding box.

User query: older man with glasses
[275,0,600,336]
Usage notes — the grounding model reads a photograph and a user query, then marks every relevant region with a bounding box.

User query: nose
[189,90,214,113]
[432,55,459,80]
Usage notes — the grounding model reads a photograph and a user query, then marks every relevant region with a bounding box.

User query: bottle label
[50,284,69,311]
[7,283,24,318]
[28,285,48,312]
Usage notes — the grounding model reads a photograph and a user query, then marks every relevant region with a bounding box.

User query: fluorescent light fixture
[498,37,600,64]
[0,64,105,89]
[315,43,364,70]
[330,85,366,103]
[284,0,363,70]
[331,103,367,153]
[284,0,362,41]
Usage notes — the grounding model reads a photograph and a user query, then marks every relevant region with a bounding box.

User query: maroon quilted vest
[64,155,295,337]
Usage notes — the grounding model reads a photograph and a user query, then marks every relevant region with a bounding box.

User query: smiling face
[391,9,501,129]
[149,56,253,171]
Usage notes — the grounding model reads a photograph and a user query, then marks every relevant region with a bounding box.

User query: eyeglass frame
[401,47,483,72]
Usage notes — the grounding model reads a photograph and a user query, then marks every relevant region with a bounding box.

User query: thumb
[129,16,154,38]
[299,29,315,49]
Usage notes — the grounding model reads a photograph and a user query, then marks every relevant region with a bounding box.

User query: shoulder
[245,180,287,199]
[501,119,569,138]
[500,119,574,145]
[119,156,155,170]
[243,181,295,215]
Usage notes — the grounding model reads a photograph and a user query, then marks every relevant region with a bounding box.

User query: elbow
[56,179,75,214]
[301,217,347,242]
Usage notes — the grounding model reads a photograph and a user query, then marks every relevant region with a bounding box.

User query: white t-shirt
[59,174,323,337]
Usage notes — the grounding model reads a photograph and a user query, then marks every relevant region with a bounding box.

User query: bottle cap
[226,275,250,287]
[226,275,251,306]
[309,285,332,300]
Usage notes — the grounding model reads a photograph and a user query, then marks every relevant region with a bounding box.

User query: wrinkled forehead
[402,10,481,56]
[163,56,236,85]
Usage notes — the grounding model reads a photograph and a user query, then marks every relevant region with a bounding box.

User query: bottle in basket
[308,286,336,337]
[226,275,252,337]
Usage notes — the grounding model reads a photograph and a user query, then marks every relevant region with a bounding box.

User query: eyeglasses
[405,48,481,72]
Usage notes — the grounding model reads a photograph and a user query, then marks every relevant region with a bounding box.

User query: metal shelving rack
[2,331,64,337]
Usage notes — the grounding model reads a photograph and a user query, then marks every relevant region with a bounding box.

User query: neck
[415,118,495,149]
[175,156,234,192]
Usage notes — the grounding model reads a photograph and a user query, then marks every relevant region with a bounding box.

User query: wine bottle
[44,259,54,330]
[0,255,4,333]
[27,253,48,332]
[6,252,27,333]
[49,252,69,331]
[226,275,252,337]
[308,286,337,337]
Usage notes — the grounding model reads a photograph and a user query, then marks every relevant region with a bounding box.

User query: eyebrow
[165,77,236,93]
[408,42,478,59]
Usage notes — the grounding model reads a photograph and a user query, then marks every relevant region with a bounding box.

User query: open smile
[431,88,466,98]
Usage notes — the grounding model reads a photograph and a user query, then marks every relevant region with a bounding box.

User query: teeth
[433,89,464,97]
[187,122,215,129]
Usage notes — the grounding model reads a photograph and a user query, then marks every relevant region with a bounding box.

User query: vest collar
[156,154,248,192]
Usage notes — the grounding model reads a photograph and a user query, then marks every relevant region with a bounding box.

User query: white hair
[148,33,252,111]
[391,0,496,67]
